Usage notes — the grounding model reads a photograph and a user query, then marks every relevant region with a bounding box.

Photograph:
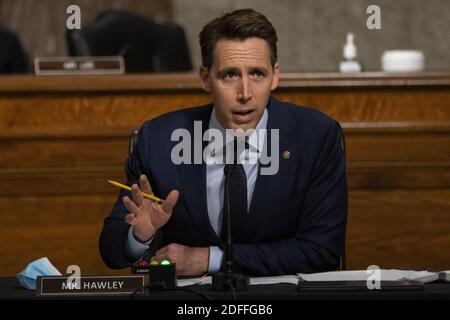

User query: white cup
[382,50,425,72]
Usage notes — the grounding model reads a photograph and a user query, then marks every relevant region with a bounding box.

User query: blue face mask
[16,257,61,290]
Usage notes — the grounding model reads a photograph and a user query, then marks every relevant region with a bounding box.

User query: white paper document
[177,275,299,287]
[298,269,439,283]
[177,269,450,287]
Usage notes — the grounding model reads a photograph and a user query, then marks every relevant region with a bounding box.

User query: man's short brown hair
[199,8,278,70]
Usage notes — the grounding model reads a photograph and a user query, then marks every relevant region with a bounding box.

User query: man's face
[200,37,279,130]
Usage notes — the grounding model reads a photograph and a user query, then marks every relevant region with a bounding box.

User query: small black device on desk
[132,259,177,289]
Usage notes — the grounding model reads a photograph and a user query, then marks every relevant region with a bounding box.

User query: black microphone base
[211,272,250,291]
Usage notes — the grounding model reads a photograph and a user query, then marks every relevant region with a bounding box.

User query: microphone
[211,163,250,291]
[223,164,235,275]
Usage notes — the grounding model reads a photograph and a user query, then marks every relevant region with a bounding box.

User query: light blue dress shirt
[126,108,268,273]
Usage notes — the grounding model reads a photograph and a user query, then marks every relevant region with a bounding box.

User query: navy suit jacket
[99,96,348,276]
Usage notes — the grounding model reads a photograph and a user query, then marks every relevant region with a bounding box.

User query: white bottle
[339,33,361,73]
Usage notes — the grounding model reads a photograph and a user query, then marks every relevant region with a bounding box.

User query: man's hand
[123,174,179,242]
[153,244,209,276]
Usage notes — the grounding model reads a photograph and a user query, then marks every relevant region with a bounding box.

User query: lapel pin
[282,151,291,159]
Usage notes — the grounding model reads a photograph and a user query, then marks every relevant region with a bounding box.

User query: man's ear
[199,66,211,93]
[270,63,280,91]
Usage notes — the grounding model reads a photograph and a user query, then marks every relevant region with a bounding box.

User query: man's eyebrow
[217,67,269,77]
[217,67,240,77]
[249,67,269,74]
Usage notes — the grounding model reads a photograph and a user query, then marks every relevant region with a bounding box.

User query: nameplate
[34,56,125,75]
[36,275,148,296]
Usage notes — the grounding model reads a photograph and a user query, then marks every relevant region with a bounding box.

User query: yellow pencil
[108,180,164,204]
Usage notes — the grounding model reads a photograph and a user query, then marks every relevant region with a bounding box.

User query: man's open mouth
[231,109,256,123]
[233,109,255,115]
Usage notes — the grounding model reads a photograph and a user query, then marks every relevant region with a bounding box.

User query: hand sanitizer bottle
[339,33,361,73]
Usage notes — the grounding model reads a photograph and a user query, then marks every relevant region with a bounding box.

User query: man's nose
[237,77,252,103]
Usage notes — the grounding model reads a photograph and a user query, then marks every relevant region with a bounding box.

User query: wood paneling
[348,190,450,270]
[0,195,129,276]
[0,139,128,168]
[0,72,449,276]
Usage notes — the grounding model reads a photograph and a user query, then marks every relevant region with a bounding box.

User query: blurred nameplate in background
[34,56,125,75]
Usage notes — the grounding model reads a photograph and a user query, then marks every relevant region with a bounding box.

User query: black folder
[297,280,423,292]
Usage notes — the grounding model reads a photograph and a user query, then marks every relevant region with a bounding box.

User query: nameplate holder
[36,275,148,296]
[34,56,125,75]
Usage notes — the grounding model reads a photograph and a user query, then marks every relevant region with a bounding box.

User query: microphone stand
[212,164,250,291]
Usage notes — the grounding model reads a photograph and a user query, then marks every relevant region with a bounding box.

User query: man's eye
[252,71,265,77]
[224,72,238,79]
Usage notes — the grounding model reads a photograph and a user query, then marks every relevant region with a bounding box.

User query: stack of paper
[177,269,450,287]
[298,269,439,284]
[177,275,299,287]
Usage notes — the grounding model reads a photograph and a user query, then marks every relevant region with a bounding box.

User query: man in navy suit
[100,9,347,276]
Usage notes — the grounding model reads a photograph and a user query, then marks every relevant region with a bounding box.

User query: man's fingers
[139,175,153,194]
[150,201,159,212]
[125,213,137,225]
[154,245,175,262]
[122,196,140,215]
[131,184,144,207]
[162,190,179,213]
[153,252,172,263]
[155,246,169,257]
[153,255,166,262]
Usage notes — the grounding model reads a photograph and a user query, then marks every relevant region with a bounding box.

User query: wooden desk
[1,72,449,275]
[1,277,450,300]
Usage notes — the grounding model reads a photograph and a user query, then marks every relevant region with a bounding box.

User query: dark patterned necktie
[221,137,248,242]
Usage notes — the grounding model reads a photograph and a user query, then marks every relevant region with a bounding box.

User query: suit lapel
[176,105,219,243]
[242,97,296,242]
